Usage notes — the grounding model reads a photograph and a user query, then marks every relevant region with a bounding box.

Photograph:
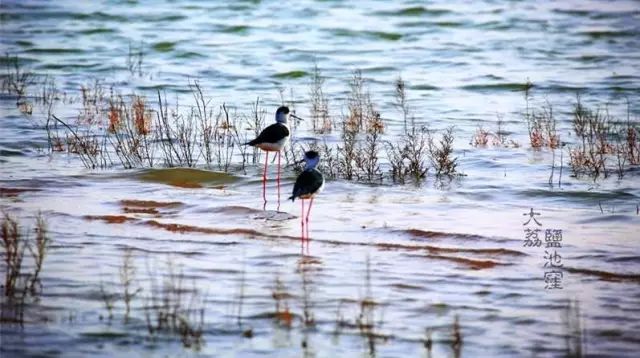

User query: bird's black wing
[289,169,324,201]
[247,123,289,145]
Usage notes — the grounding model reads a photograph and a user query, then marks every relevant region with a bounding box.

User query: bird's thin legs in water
[300,199,306,241]
[262,151,268,210]
[305,197,314,241]
[277,151,281,211]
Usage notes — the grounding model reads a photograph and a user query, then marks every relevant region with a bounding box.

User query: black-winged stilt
[289,150,324,242]
[246,106,295,207]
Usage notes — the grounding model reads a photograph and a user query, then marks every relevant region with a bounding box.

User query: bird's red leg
[262,151,268,209]
[277,151,281,211]
[300,199,305,241]
[306,197,313,242]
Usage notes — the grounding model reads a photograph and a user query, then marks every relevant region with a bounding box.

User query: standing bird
[246,106,293,207]
[289,151,324,242]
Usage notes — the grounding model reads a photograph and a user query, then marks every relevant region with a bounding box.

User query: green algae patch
[152,41,176,52]
[273,70,308,79]
[135,168,240,188]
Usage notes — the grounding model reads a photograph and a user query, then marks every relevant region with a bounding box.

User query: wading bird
[246,106,298,207]
[289,151,324,242]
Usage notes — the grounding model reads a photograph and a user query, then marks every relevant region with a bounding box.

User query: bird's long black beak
[290,113,304,121]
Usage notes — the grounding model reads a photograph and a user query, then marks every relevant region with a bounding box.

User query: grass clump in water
[271,274,294,327]
[470,114,520,148]
[386,75,430,183]
[568,96,639,179]
[428,126,459,177]
[14,60,467,186]
[1,54,35,113]
[523,81,559,149]
[144,257,205,349]
[1,212,50,324]
[308,62,332,134]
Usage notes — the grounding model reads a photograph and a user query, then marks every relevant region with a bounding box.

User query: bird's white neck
[275,112,288,124]
[304,157,319,171]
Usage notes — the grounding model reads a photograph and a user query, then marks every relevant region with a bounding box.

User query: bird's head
[302,150,320,170]
[275,106,290,123]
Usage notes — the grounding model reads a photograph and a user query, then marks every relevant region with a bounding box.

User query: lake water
[1,0,639,357]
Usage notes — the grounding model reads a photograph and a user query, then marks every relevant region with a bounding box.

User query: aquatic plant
[355,111,384,182]
[297,259,316,329]
[126,41,145,77]
[394,75,411,133]
[246,97,267,166]
[386,76,430,183]
[451,314,462,357]
[119,247,141,324]
[271,274,294,327]
[191,80,244,171]
[428,126,459,176]
[108,94,155,168]
[356,256,383,357]
[159,90,199,167]
[569,96,612,179]
[79,79,108,124]
[1,53,35,107]
[523,81,559,149]
[525,102,559,149]
[470,126,491,147]
[470,115,520,148]
[563,300,585,357]
[337,117,358,181]
[308,62,332,134]
[23,67,461,185]
[28,214,49,295]
[386,126,431,183]
[1,213,25,299]
[331,256,388,356]
[548,147,565,188]
[51,114,107,169]
[144,258,205,349]
[234,264,247,329]
[346,70,378,133]
[99,280,116,321]
[612,99,640,178]
[1,212,50,323]
[423,328,433,353]
[324,70,386,182]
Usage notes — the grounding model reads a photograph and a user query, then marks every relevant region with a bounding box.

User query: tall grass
[7,54,638,185]
[309,62,332,134]
[428,126,459,176]
[1,53,35,108]
[569,96,613,179]
[563,300,585,357]
[1,213,50,324]
[386,75,430,183]
[144,258,205,349]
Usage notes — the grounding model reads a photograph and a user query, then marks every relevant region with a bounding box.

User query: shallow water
[1,0,640,357]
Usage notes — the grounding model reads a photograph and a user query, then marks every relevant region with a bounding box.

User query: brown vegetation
[470,115,519,148]
[568,96,639,179]
[5,54,638,190]
[523,81,559,149]
[386,76,430,183]
[271,275,294,327]
[0,188,41,198]
[308,62,332,133]
[1,213,50,323]
[144,258,205,349]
